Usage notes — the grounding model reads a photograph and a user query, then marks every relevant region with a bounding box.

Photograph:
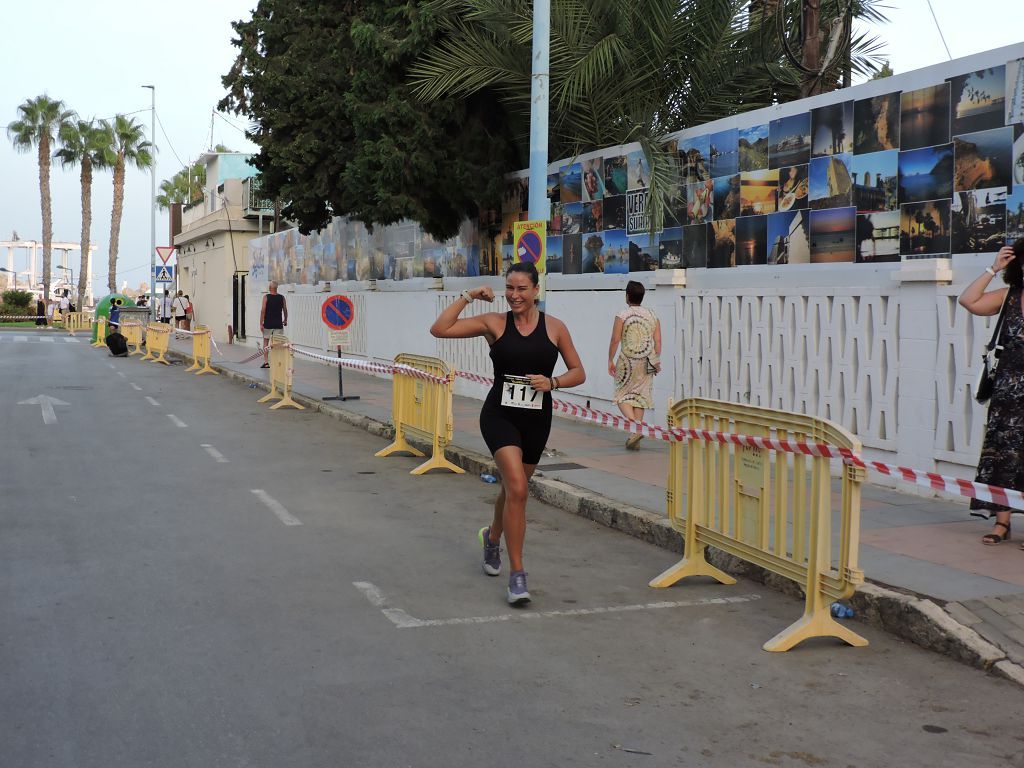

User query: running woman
[430,263,586,604]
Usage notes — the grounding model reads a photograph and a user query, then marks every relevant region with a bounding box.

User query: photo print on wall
[604,154,628,196]
[660,227,683,269]
[560,163,583,203]
[900,83,951,151]
[681,224,708,268]
[810,206,856,263]
[1007,185,1024,245]
[953,126,1014,191]
[604,195,627,230]
[851,150,899,212]
[951,187,1006,254]
[854,92,901,153]
[735,215,768,266]
[686,180,714,224]
[739,124,769,171]
[855,210,900,263]
[546,236,563,274]
[561,233,582,274]
[769,113,812,169]
[680,134,711,184]
[900,199,951,257]
[709,128,739,177]
[600,230,628,274]
[777,165,809,211]
[949,66,1006,136]
[583,232,608,273]
[714,174,741,219]
[811,101,854,157]
[809,153,853,210]
[708,219,736,268]
[1007,57,1024,124]
[628,233,659,272]
[582,156,606,202]
[898,143,953,204]
[767,209,810,264]
[740,169,779,215]
[627,150,650,190]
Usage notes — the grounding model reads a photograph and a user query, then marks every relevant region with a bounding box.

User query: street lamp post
[142,85,157,321]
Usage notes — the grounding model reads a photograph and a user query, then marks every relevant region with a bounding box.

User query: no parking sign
[322,294,355,349]
[513,220,547,306]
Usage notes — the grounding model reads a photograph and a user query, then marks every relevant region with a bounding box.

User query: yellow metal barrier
[142,324,171,365]
[120,321,144,356]
[186,325,219,376]
[650,397,867,652]
[64,311,91,336]
[376,353,464,475]
[91,316,108,347]
[257,333,304,410]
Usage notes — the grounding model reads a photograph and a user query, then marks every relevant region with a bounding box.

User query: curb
[178,349,1024,687]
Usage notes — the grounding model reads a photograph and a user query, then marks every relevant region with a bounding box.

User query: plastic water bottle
[480,473,498,484]
[830,602,854,619]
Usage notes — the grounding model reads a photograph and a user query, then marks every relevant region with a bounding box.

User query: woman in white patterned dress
[608,280,661,449]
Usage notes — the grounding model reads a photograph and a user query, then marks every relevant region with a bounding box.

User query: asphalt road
[2,331,1023,768]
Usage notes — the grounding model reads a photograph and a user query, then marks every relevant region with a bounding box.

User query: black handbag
[974,290,1011,404]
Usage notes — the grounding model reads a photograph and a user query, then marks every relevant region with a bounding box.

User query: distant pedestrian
[958,243,1024,546]
[260,281,288,369]
[58,290,70,319]
[607,280,661,449]
[159,290,173,324]
[35,297,46,326]
[173,291,189,329]
[184,295,193,330]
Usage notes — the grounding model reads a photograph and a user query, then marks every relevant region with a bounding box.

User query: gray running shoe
[507,570,531,605]
[479,526,501,576]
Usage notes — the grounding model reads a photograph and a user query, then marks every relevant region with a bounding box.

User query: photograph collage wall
[251,51,1024,288]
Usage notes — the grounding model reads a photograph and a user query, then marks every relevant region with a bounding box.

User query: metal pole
[528,0,550,307]
[143,85,157,319]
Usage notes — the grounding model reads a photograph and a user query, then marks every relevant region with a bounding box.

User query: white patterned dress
[613,305,659,409]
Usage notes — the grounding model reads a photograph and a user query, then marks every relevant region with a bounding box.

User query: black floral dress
[971,286,1024,517]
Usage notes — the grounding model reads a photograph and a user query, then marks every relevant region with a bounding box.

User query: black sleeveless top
[264,293,285,328]
[485,311,560,412]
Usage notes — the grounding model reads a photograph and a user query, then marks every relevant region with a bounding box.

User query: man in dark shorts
[260,281,287,369]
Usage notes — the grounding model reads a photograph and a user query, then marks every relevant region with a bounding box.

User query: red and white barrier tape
[0,315,46,320]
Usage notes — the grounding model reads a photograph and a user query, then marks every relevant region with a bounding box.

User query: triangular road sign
[156,246,176,264]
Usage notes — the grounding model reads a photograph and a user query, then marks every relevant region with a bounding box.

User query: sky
[0,0,1022,298]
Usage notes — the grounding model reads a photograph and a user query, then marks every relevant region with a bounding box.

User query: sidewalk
[169,333,1024,679]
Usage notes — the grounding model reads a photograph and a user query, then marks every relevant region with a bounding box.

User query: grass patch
[0,321,39,328]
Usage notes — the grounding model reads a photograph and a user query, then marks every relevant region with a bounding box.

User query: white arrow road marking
[145,396,160,407]
[167,414,187,428]
[18,395,70,425]
[130,383,142,391]
[117,371,126,378]
[353,581,762,629]
[201,444,229,463]
[251,490,302,526]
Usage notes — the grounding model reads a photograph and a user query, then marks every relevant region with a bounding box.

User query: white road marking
[353,581,762,629]
[145,396,161,407]
[64,338,79,343]
[117,371,126,378]
[251,489,302,526]
[108,363,116,369]
[167,414,187,428]
[201,444,229,463]
[13,336,27,343]
[130,383,142,391]
[18,395,70,426]
[39,337,54,343]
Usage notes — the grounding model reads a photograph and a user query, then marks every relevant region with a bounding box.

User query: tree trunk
[79,159,92,308]
[108,157,125,294]
[38,137,52,302]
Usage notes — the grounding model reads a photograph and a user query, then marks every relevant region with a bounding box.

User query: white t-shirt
[160,297,173,317]
[173,297,189,317]
[59,296,70,311]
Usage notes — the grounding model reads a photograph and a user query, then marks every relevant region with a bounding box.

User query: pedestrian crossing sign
[154,265,174,283]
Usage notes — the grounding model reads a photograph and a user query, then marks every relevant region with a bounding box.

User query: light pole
[142,85,157,320]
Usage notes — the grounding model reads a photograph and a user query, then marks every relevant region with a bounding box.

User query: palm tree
[156,162,205,211]
[411,0,886,232]
[102,115,154,293]
[6,95,75,301]
[56,119,115,308]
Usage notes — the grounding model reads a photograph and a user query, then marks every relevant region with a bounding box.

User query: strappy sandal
[982,521,1011,545]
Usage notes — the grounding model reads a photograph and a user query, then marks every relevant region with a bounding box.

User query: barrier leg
[194,359,219,376]
[375,426,426,459]
[648,549,737,588]
[408,397,463,474]
[762,598,869,653]
[375,375,425,459]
